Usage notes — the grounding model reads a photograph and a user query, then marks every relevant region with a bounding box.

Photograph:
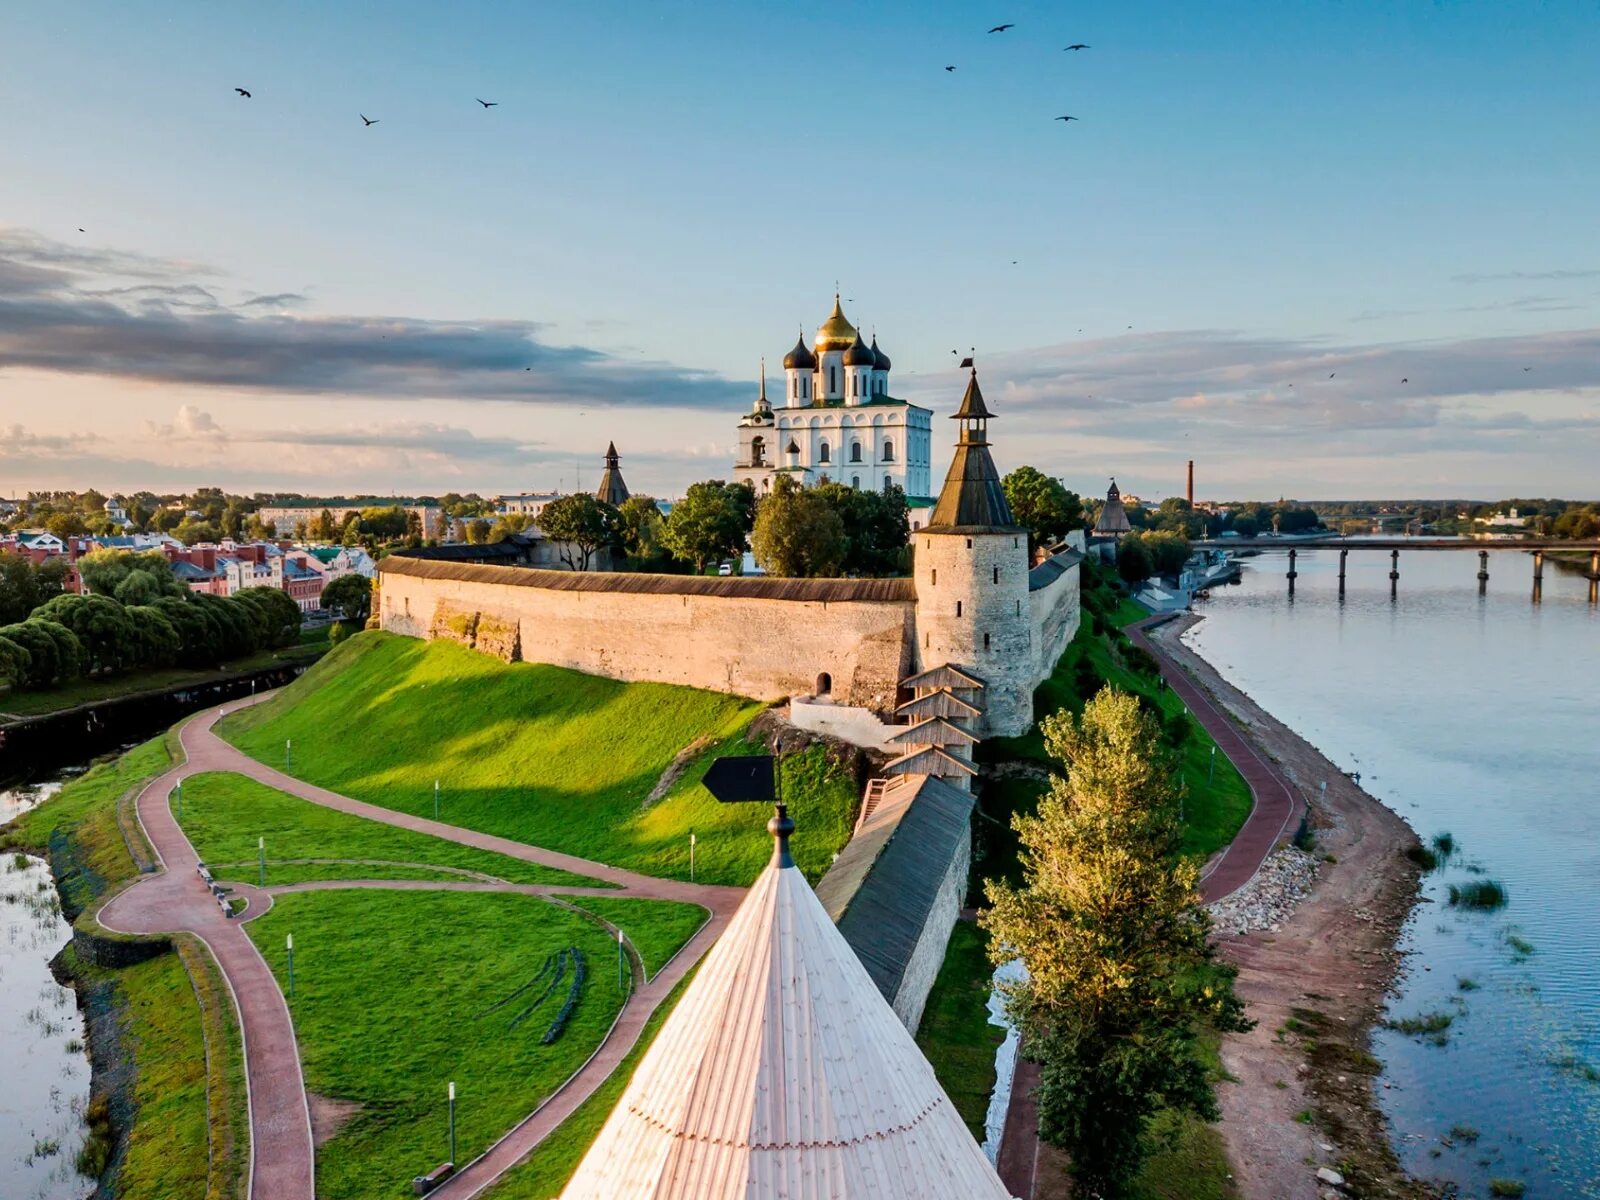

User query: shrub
[541,946,587,1045]
[1431,831,1456,859]
[1405,844,1439,870]
[1489,1180,1526,1198]
[1448,880,1508,910]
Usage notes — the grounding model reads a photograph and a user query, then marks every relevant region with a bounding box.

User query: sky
[2,0,1598,503]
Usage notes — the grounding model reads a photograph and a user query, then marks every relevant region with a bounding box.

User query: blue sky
[3,0,1597,501]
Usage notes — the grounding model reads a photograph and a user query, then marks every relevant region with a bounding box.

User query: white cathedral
[734,295,934,505]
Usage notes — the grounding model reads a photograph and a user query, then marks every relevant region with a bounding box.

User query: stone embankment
[1206,846,1320,936]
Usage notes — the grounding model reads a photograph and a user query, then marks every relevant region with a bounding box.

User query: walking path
[97,697,745,1200]
[996,611,1306,1199]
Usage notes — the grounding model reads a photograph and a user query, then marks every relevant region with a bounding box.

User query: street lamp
[286,933,295,998]
[689,832,696,883]
[617,928,626,992]
[258,836,266,887]
[447,1081,457,1166]
[434,779,440,821]
[285,738,292,773]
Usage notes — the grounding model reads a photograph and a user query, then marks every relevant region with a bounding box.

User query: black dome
[871,336,891,371]
[782,335,817,370]
[843,330,876,366]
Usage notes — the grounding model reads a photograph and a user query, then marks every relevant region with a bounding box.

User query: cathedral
[733,295,934,504]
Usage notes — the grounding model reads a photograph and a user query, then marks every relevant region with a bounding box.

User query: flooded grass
[1384,1010,1456,1045]
[1448,1124,1480,1143]
[1431,832,1457,859]
[1502,930,1535,959]
[1548,1054,1600,1085]
[1488,1180,1526,1198]
[1448,879,1509,910]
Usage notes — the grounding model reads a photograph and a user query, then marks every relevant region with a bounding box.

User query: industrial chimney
[1187,459,1194,507]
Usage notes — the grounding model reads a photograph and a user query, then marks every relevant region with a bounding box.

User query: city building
[494,492,563,519]
[733,295,933,506]
[255,501,441,537]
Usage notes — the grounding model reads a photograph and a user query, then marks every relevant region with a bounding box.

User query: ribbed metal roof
[561,838,1011,1200]
[1027,548,1085,591]
[926,374,1018,533]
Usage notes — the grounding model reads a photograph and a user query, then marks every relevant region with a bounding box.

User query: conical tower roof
[1094,477,1131,535]
[927,370,1018,532]
[595,442,630,507]
[560,818,1013,1200]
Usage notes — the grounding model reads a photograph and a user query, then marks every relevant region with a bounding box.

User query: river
[1184,544,1600,1198]
[0,773,91,1200]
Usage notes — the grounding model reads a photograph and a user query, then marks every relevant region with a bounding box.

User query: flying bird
[1064,44,1090,51]
[988,23,1015,33]
[946,65,957,72]
[1523,366,1532,371]
[77,227,85,233]
[476,98,497,108]
[1401,377,1408,383]
[234,88,251,98]
[1328,372,1336,378]
[1056,115,1078,122]
[360,113,378,126]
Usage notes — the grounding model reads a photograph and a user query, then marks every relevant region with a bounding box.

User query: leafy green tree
[26,619,83,681]
[233,587,302,648]
[814,481,911,576]
[0,553,42,624]
[1115,532,1154,584]
[1003,467,1085,553]
[33,593,136,674]
[152,595,221,666]
[1144,530,1192,578]
[45,510,89,540]
[616,496,669,567]
[982,689,1251,1197]
[173,518,221,545]
[195,593,259,658]
[661,480,752,573]
[321,574,372,624]
[537,494,620,571]
[464,518,492,545]
[488,512,536,541]
[0,622,59,688]
[359,507,409,541]
[752,476,847,577]
[0,634,30,688]
[308,508,337,541]
[125,605,182,668]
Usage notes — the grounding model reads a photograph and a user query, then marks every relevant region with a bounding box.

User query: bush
[1405,844,1439,871]
[327,621,352,647]
[1448,880,1508,910]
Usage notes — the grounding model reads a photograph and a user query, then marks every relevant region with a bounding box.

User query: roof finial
[769,802,795,869]
[758,357,767,402]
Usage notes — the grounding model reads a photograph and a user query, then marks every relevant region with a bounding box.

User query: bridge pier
[1478,549,1490,596]
[1389,548,1400,599]
[1533,550,1544,604]
[1338,548,1348,600]
[1591,550,1599,605]
[1287,548,1298,597]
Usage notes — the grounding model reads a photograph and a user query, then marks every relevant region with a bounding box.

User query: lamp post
[285,738,292,773]
[1208,743,1217,784]
[447,1081,457,1166]
[175,780,183,822]
[286,933,295,998]
[689,832,696,883]
[434,779,440,821]
[258,836,266,887]
[617,929,626,992]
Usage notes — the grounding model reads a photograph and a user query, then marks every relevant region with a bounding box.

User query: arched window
[882,440,895,462]
[850,441,862,462]
[816,671,832,696]
[751,435,766,466]
[829,366,837,394]
[851,475,860,489]
[819,442,831,464]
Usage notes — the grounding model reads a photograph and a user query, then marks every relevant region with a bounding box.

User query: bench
[412,1162,455,1195]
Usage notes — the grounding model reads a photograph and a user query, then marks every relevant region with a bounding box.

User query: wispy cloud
[0,228,744,409]
[1452,268,1600,284]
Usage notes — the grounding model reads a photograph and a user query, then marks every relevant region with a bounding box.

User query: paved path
[997,613,1305,1198]
[98,698,745,1200]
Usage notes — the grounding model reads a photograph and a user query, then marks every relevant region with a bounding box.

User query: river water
[1184,544,1600,1197]
[0,774,91,1200]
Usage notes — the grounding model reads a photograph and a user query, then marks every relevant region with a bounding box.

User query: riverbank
[1147,615,1434,1200]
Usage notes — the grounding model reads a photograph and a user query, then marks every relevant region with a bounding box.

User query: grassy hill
[217,633,859,884]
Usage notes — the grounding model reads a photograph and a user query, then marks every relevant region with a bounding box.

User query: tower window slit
[956,600,962,617]
[984,632,990,650]
[993,566,999,584]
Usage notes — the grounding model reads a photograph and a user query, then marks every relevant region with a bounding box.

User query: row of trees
[0,586,302,692]
[1113,529,1193,584]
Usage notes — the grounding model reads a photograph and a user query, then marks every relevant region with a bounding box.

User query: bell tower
[912,368,1033,737]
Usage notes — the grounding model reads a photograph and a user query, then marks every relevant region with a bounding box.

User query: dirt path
[1148,615,1428,1200]
[97,698,746,1200]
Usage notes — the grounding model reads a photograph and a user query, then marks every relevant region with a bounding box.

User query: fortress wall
[378,566,916,712]
[891,829,970,1033]
[1029,560,1081,686]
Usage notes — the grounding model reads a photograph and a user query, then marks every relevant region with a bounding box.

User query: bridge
[1196,537,1600,602]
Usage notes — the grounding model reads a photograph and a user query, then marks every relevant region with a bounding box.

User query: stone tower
[912,369,1033,737]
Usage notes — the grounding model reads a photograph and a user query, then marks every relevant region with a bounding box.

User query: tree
[125,605,182,668]
[661,480,752,573]
[234,587,302,648]
[309,508,337,542]
[1115,531,1154,584]
[321,574,372,624]
[173,518,221,545]
[0,622,60,688]
[1144,530,1192,578]
[814,481,911,576]
[464,518,492,545]
[152,595,221,666]
[0,634,29,688]
[982,689,1250,1197]
[359,506,409,541]
[45,510,89,540]
[0,553,42,624]
[616,496,668,566]
[33,593,136,674]
[1003,467,1085,553]
[27,618,83,681]
[488,512,536,542]
[751,476,847,577]
[537,494,620,571]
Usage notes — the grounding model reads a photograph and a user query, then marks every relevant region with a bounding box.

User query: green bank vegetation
[1,734,249,1200]
[245,888,685,1200]
[916,920,1004,1141]
[218,633,859,884]
[173,771,596,888]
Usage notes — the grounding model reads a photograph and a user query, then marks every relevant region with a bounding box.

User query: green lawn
[217,633,859,885]
[246,889,634,1200]
[483,970,696,1200]
[173,771,597,888]
[916,920,1003,1141]
[0,643,325,720]
[553,895,707,980]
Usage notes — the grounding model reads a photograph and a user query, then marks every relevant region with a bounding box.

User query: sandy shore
[1149,615,1438,1200]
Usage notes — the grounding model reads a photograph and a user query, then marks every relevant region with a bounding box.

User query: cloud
[1452,268,1600,284]
[0,228,744,409]
[145,405,226,439]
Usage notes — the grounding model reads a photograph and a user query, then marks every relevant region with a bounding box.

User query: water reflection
[1185,546,1599,1197]
[0,777,90,1200]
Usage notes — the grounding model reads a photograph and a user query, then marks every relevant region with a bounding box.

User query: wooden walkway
[97,698,744,1200]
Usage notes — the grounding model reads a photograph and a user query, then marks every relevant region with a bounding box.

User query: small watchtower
[911,367,1033,737]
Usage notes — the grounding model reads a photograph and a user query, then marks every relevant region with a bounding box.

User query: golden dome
[814,293,858,354]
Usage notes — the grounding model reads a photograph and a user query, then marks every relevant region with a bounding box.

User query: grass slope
[553,895,707,980]
[174,771,596,888]
[248,888,633,1200]
[219,633,858,884]
[916,920,1003,1141]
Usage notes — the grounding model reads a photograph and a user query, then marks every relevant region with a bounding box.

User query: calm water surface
[0,774,90,1200]
[1185,546,1600,1197]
